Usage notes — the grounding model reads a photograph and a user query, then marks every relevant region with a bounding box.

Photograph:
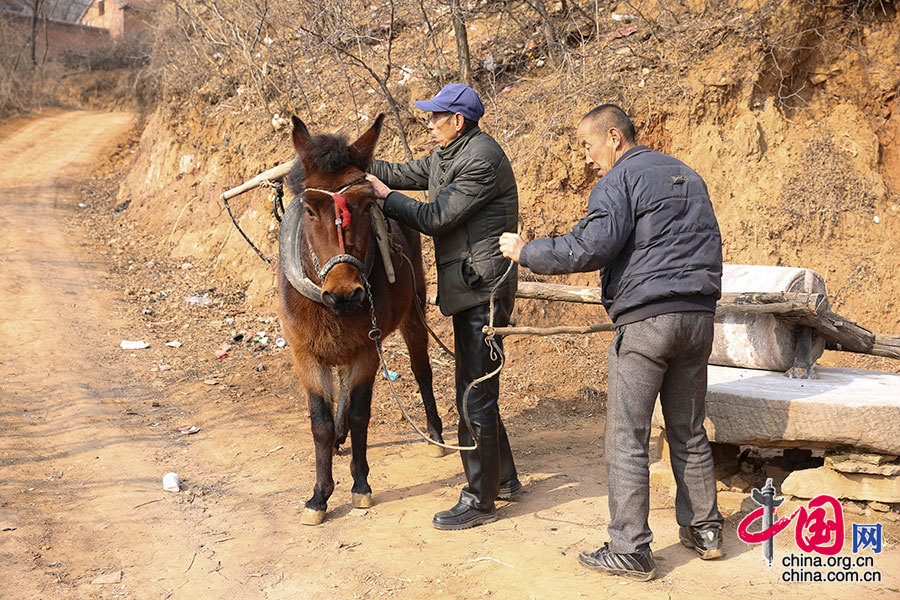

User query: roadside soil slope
[1,111,899,600]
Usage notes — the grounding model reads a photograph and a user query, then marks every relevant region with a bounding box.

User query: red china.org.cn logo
[737,478,883,582]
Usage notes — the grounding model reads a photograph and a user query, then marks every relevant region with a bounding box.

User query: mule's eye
[305,206,316,218]
[363,203,374,213]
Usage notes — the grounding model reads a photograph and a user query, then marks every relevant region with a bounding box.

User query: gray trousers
[605,311,723,554]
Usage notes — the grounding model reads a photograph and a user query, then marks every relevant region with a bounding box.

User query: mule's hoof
[426,443,448,458]
[301,508,326,526]
[352,492,374,509]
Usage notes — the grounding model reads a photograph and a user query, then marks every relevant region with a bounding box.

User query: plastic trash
[120,340,150,350]
[165,341,182,348]
[382,369,400,381]
[275,337,287,348]
[184,294,212,305]
[162,472,180,492]
[607,25,638,40]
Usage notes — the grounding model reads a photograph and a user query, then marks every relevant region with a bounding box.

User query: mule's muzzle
[322,286,365,315]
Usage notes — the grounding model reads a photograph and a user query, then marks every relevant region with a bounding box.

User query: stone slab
[824,456,900,476]
[782,467,900,503]
[651,365,900,455]
[829,452,898,465]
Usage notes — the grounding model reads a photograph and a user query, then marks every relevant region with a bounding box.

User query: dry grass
[781,133,879,237]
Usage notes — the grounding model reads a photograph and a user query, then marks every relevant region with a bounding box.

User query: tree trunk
[374,76,414,160]
[30,0,42,68]
[529,0,558,60]
[450,0,471,86]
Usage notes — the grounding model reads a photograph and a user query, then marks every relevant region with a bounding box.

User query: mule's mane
[287,133,364,197]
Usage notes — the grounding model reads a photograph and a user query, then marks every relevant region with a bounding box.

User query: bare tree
[30,0,45,67]
[449,0,471,85]
[297,0,416,159]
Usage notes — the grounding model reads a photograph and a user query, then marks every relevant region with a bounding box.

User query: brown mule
[277,114,445,525]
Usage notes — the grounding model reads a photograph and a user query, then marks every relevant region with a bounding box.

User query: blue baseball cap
[414,83,485,122]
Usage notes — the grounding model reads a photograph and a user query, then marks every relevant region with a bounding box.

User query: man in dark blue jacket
[500,105,724,581]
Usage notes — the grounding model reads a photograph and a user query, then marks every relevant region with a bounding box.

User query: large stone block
[782,467,900,503]
[652,365,900,455]
[711,265,828,371]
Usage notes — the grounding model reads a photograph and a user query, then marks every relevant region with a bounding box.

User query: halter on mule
[279,180,378,304]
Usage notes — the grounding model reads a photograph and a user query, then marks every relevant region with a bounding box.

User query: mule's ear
[350,113,385,170]
[291,116,311,156]
[291,115,316,173]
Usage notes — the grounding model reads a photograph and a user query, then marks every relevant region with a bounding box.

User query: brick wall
[1,11,110,56]
[80,0,124,38]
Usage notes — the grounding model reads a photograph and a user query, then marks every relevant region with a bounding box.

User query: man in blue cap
[367,83,521,530]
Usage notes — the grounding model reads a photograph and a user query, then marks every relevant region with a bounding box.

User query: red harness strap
[304,182,362,255]
[333,193,351,253]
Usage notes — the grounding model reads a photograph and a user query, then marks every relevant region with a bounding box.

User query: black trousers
[452,297,518,510]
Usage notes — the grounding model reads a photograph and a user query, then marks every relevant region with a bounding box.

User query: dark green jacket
[370,126,518,316]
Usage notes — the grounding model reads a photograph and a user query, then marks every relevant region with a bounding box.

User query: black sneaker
[497,478,523,500]
[578,543,656,581]
[679,525,723,560]
[432,501,498,530]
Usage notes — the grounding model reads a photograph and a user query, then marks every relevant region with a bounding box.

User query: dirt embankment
[114,0,900,404]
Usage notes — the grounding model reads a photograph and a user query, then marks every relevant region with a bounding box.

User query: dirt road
[1,111,898,600]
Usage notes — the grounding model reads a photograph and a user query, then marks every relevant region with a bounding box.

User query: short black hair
[581,104,636,143]
[463,117,478,132]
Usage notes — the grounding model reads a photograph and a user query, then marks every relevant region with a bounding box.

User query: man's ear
[454,112,466,133]
[608,127,622,149]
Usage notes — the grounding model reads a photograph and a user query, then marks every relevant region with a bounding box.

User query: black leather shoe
[578,543,656,581]
[497,478,523,500]
[679,525,723,560]
[432,501,498,530]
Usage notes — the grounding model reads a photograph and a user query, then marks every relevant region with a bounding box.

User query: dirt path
[1,111,898,600]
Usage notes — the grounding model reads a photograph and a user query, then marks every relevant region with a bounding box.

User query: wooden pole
[220,160,295,201]
[516,281,604,304]
[484,323,614,337]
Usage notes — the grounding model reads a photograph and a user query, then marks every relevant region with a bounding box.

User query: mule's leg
[400,312,446,457]
[333,368,350,454]
[347,349,379,508]
[299,361,336,525]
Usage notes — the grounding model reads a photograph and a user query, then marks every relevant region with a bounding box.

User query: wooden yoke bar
[474,282,899,359]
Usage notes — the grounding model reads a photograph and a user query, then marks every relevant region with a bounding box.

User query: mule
[278,114,446,525]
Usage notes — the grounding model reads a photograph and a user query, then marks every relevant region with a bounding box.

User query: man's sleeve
[381,158,497,236]
[518,181,633,274]
[370,157,431,191]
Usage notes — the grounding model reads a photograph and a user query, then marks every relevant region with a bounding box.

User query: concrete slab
[651,365,900,455]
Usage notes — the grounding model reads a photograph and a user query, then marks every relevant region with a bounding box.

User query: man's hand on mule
[366,174,391,200]
[499,232,526,264]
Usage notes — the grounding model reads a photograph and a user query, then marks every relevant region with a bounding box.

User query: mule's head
[288,114,385,315]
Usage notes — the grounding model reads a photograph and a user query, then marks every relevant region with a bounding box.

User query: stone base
[825,453,900,476]
[782,467,900,503]
[651,365,900,455]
